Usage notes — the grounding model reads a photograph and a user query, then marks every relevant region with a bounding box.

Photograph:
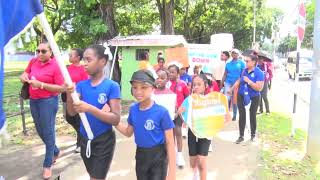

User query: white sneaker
[193,171,200,180]
[208,143,213,152]
[75,146,81,153]
[182,126,188,138]
[176,152,185,168]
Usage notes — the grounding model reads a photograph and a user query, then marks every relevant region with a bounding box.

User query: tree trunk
[156,0,175,35]
[183,0,191,39]
[98,0,118,42]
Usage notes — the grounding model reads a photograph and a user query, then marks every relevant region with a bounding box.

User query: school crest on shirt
[144,119,155,131]
[251,73,255,78]
[98,93,108,104]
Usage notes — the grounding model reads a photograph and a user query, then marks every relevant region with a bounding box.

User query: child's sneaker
[193,171,200,180]
[176,152,185,168]
[208,142,213,152]
[182,126,188,139]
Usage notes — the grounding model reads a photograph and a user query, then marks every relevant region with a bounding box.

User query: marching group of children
[21,41,268,179]
[62,46,223,180]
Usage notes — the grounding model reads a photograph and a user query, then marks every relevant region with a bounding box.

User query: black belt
[137,143,165,152]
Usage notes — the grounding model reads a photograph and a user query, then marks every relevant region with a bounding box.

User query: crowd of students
[20,43,271,180]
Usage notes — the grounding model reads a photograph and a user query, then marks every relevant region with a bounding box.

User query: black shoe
[235,137,244,144]
[257,111,263,115]
[250,135,255,141]
[232,117,236,121]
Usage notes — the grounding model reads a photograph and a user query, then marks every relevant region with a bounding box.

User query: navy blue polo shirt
[128,102,175,148]
[239,67,264,97]
[180,73,192,84]
[76,79,121,138]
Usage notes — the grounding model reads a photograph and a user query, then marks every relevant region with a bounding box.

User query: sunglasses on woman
[36,49,48,54]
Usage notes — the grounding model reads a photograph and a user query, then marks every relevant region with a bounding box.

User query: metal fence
[3,93,29,135]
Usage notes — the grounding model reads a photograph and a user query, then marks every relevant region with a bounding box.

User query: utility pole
[253,0,256,48]
[292,0,306,136]
[307,0,320,160]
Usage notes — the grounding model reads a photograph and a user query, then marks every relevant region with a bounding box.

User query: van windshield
[300,57,312,64]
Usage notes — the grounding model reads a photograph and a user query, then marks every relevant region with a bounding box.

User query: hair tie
[102,43,113,60]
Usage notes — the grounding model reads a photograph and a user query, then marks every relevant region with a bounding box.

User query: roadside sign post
[307,0,320,160]
[292,0,306,136]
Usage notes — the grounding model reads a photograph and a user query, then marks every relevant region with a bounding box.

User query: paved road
[267,67,311,132]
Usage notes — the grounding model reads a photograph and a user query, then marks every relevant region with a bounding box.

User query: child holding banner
[115,69,176,180]
[66,44,121,180]
[153,69,177,121]
[177,74,211,180]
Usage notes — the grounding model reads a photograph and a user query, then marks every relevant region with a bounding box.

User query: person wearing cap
[66,44,121,180]
[221,48,245,121]
[115,69,176,180]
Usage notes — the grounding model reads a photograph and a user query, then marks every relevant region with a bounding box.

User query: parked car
[287,50,313,80]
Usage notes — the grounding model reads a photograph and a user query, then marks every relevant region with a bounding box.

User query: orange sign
[165,47,189,67]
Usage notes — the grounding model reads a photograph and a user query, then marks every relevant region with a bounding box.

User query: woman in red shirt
[62,48,89,153]
[20,42,65,179]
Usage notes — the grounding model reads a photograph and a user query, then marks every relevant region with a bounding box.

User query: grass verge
[257,112,320,179]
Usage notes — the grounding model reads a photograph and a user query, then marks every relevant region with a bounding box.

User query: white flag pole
[109,45,118,80]
[37,13,93,157]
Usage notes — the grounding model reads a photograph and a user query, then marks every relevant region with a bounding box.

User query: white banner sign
[152,93,177,120]
[188,48,220,75]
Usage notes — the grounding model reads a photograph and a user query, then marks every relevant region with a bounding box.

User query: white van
[287,50,313,80]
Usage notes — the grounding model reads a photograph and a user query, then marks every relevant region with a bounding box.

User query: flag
[0,0,43,132]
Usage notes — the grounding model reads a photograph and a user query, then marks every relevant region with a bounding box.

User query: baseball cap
[130,70,156,87]
[231,49,240,54]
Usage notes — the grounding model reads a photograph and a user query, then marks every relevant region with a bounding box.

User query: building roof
[108,35,187,47]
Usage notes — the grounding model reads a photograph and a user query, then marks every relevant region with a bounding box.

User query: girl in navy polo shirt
[66,45,121,180]
[116,69,176,180]
[229,54,264,144]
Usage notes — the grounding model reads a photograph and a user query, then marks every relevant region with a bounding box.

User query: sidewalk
[59,121,259,180]
[0,120,259,180]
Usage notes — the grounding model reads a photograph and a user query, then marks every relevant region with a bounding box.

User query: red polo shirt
[205,80,220,94]
[169,80,189,108]
[67,64,89,84]
[25,57,64,99]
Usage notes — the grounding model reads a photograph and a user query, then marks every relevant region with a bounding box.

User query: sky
[266,0,300,38]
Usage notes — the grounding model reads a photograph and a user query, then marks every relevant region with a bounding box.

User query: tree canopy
[17,0,283,51]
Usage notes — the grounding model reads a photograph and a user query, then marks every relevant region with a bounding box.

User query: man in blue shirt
[221,49,245,121]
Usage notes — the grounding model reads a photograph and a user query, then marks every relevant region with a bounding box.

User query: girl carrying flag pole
[66,44,121,180]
